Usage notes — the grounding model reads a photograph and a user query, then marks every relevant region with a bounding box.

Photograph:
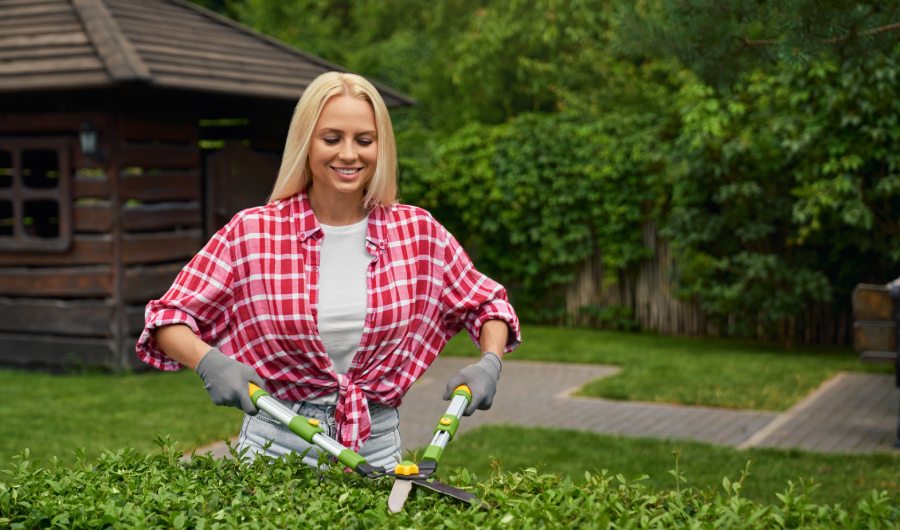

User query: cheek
[363,145,378,164]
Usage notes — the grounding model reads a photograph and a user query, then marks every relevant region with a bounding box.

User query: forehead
[316,95,376,131]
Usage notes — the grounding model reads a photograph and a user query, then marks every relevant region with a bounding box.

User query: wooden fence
[565,222,851,345]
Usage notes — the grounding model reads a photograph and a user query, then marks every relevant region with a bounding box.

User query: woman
[136,72,520,469]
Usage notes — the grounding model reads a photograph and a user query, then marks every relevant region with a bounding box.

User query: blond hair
[268,72,397,207]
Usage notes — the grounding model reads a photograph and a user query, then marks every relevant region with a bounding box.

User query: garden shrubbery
[2,442,896,529]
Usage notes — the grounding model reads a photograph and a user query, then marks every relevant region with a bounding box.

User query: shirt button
[312,266,319,271]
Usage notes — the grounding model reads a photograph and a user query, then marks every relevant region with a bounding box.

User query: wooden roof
[0,0,412,105]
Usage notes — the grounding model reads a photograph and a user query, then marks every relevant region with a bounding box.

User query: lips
[332,166,363,177]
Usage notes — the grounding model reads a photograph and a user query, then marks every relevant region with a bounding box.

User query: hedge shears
[247,383,477,512]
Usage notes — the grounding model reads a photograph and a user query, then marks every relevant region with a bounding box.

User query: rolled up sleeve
[440,225,521,353]
[135,226,236,370]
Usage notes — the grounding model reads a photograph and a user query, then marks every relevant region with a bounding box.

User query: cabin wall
[115,111,203,369]
[0,112,119,367]
[0,111,203,369]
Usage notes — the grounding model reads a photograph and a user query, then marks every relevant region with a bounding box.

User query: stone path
[737,372,897,452]
[189,357,898,458]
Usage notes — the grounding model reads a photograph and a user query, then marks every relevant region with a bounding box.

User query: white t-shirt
[308,216,371,404]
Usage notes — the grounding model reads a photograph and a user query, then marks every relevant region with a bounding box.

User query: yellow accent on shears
[440,417,452,426]
[249,382,262,395]
[393,462,419,476]
[455,384,471,395]
[308,418,320,427]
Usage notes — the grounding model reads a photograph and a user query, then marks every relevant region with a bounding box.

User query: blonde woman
[136,72,520,469]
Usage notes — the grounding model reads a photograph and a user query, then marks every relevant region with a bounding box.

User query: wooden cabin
[0,0,411,370]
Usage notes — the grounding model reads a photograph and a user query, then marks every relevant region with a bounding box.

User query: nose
[339,140,357,161]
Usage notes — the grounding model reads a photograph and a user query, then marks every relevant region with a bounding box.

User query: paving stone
[741,372,897,453]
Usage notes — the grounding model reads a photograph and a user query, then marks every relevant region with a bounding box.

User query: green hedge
[408,111,666,319]
[2,444,896,529]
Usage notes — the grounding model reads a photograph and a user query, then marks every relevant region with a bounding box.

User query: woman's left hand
[442,352,502,415]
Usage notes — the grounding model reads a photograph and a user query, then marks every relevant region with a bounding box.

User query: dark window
[0,150,12,189]
[0,200,12,236]
[23,200,60,238]
[0,140,71,252]
[22,149,60,189]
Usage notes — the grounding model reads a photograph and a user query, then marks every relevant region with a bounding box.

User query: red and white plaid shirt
[137,192,520,450]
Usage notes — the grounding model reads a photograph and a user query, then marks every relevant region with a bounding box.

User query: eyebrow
[317,128,377,136]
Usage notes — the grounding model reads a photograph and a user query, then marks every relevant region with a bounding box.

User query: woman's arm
[154,323,265,414]
[153,324,213,370]
[479,319,510,358]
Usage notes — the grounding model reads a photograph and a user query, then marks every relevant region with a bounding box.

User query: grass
[442,325,889,411]
[437,425,900,508]
[0,367,241,468]
[0,325,892,501]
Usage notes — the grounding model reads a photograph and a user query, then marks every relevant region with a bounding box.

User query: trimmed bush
[1,442,896,529]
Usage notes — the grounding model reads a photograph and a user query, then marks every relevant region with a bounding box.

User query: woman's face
[308,95,378,204]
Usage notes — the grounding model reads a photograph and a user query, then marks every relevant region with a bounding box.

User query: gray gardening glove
[442,352,502,416]
[195,347,266,415]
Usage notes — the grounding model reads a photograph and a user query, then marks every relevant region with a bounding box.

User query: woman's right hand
[195,347,267,415]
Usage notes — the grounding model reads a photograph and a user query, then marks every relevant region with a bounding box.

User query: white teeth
[335,168,358,174]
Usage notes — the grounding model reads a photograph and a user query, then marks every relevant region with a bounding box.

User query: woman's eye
[357,138,374,146]
[323,137,340,145]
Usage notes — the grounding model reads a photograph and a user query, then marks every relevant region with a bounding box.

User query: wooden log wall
[566,222,852,345]
[116,113,203,369]
[0,112,120,367]
[0,111,203,369]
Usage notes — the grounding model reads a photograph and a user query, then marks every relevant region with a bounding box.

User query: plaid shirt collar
[290,191,388,253]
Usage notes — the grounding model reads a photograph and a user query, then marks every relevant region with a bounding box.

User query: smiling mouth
[332,166,363,175]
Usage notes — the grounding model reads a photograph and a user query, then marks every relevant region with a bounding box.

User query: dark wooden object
[851,282,900,447]
[853,284,899,359]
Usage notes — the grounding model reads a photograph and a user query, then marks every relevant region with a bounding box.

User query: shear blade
[412,479,478,504]
[387,479,413,513]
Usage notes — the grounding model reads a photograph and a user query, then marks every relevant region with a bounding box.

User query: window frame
[0,138,72,252]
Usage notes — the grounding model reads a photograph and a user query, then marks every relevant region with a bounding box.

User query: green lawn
[437,425,899,508]
[443,326,888,411]
[1,325,893,507]
[0,368,240,468]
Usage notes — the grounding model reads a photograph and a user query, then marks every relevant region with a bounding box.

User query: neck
[308,187,366,226]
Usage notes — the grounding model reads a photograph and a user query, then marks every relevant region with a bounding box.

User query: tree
[613,0,900,87]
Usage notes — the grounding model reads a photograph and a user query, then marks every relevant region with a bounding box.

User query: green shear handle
[420,384,472,464]
[248,383,368,473]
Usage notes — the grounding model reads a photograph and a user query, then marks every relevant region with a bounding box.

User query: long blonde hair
[268,72,397,207]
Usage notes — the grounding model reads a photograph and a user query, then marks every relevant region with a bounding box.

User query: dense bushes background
[2,445,896,528]
[196,0,900,341]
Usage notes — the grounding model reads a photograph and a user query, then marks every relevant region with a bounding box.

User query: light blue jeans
[236,399,402,470]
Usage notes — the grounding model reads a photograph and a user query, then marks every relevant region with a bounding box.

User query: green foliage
[408,111,666,317]
[665,44,900,337]
[229,0,355,67]
[613,0,900,87]
[2,441,896,528]
[411,0,615,129]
